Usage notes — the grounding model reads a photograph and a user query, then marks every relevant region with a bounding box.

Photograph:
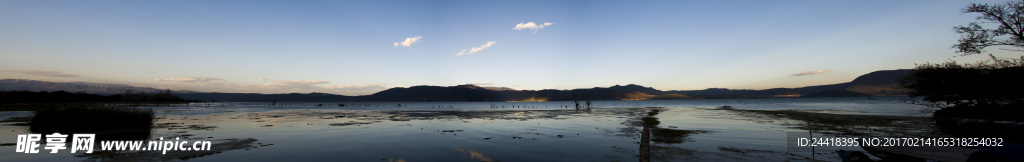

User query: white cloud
[257,78,268,81]
[5,70,78,77]
[394,36,422,47]
[791,70,830,76]
[154,77,224,83]
[513,22,554,33]
[455,41,496,56]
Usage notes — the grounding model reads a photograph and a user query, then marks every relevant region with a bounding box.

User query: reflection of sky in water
[454,148,492,162]
[0,97,933,161]
[162,110,642,161]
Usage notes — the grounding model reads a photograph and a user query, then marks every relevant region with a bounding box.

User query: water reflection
[232,109,596,125]
[29,108,153,141]
[3,103,927,161]
[77,138,258,161]
[630,108,709,161]
[384,157,407,162]
[454,148,493,162]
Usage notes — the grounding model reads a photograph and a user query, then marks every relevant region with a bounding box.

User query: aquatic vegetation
[641,117,660,127]
[651,129,708,144]
[0,116,31,126]
[328,121,378,126]
[721,108,944,137]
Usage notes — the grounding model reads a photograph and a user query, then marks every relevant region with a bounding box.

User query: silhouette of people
[574,100,580,109]
[586,99,591,108]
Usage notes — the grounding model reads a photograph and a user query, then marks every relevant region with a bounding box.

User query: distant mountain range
[0,79,168,94]
[0,69,913,102]
[666,69,913,98]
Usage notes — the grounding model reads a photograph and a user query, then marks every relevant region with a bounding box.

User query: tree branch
[998,48,1024,52]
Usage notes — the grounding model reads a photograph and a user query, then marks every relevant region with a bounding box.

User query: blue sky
[0,0,1014,95]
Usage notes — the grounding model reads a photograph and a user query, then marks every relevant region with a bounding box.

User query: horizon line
[1,78,857,96]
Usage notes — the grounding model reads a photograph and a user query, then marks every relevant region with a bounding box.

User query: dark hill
[666,69,912,98]
[844,69,913,96]
[361,85,502,101]
[664,88,756,98]
[848,69,913,86]
[607,84,664,95]
[802,89,872,97]
[1,69,915,102]
[0,79,166,94]
[175,92,356,102]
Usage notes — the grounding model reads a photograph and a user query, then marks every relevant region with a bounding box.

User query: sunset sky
[0,0,1015,95]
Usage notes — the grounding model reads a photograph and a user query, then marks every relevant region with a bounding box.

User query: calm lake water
[0,97,934,161]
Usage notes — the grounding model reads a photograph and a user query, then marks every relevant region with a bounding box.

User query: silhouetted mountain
[791,83,852,95]
[175,92,357,102]
[481,86,516,91]
[0,79,166,94]
[1,69,914,102]
[802,89,872,97]
[843,69,914,96]
[666,69,912,98]
[607,84,665,95]
[742,88,802,97]
[664,88,755,98]
[357,84,683,102]
[172,84,690,102]
[1,90,189,104]
[361,85,503,101]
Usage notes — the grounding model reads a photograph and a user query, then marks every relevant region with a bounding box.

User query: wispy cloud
[513,22,554,33]
[5,70,78,77]
[455,41,496,56]
[257,78,268,81]
[791,70,830,76]
[394,36,422,47]
[155,77,224,83]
